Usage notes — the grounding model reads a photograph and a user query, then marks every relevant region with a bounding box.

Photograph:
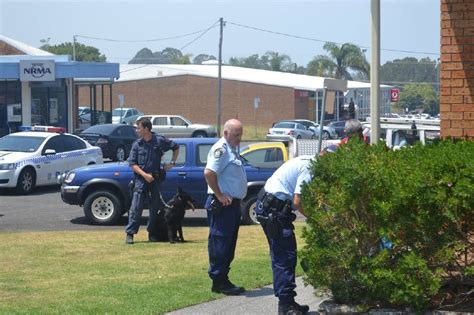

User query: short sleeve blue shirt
[264,155,313,203]
[205,137,247,199]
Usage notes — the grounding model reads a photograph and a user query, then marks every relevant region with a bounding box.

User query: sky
[0,0,440,66]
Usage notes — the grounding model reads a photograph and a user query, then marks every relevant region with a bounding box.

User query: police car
[0,126,103,194]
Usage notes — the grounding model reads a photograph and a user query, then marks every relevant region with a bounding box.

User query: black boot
[125,234,134,244]
[222,276,245,293]
[211,277,244,295]
[278,301,309,315]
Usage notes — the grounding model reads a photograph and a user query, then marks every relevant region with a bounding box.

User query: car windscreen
[0,135,46,152]
[112,109,127,117]
[273,122,294,129]
[81,125,114,135]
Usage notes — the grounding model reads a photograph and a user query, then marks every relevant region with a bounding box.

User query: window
[62,135,87,151]
[171,117,187,126]
[123,126,137,137]
[162,144,186,166]
[197,144,213,166]
[242,147,284,168]
[152,117,168,126]
[296,123,305,130]
[42,136,64,154]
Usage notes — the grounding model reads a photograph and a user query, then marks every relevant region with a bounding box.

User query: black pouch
[153,168,166,181]
[210,197,223,215]
[128,179,135,196]
[266,213,282,239]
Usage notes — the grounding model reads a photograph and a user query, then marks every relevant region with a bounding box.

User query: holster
[258,212,282,239]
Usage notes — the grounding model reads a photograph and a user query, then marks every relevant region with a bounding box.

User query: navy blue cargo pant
[256,200,297,304]
[125,180,163,235]
[205,195,241,281]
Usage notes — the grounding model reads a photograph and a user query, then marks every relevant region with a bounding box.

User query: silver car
[112,107,144,125]
[288,119,338,140]
[140,115,217,138]
[266,121,314,141]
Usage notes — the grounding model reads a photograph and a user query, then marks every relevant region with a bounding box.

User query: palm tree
[264,51,292,72]
[307,42,369,80]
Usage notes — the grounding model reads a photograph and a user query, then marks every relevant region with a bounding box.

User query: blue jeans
[125,180,163,235]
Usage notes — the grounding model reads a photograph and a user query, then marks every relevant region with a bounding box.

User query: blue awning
[0,61,120,80]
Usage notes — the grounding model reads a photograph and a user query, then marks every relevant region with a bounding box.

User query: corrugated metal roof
[118,64,385,90]
[0,34,54,56]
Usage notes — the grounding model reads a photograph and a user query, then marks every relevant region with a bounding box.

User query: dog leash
[159,190,172,208]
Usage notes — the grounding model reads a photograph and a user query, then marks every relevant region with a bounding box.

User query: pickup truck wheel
[192,131,207,138]
[84,190,123,225]
[241,194,259,225]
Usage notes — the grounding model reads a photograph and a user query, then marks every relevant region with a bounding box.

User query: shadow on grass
[70,215,209,228]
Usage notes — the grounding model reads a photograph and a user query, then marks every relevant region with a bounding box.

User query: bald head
[223,119,243,148]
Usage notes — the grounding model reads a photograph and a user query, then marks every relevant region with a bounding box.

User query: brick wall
[78,75,297,129]
[0,41,24,55]
[440,0,474,138]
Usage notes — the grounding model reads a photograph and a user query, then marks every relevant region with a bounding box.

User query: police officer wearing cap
[204,118,247,295]
[256,155,313,315]
[125,117,179,244]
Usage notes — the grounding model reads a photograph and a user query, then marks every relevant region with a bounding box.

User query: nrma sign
[20,60,55,81]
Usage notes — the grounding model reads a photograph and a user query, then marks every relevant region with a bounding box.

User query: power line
[180,20,220,51]
[226,20,440,57]
[75,24,218,43]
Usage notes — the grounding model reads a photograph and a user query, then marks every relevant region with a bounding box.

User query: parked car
[0,127,103,194]
[79,124,137,161]
[59,138,277,226]
[112,107,143,125]
[266,121,314,142]
[283,119,337,140]
[240,141,288,168]
[327,120,347,139]
[139,115,217,138]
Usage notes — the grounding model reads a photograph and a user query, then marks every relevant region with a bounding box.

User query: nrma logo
[23,63,52,78]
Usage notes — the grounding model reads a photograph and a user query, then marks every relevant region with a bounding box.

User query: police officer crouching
[256,155,314,315]
[125,117,179,244]
[204,119,247,295]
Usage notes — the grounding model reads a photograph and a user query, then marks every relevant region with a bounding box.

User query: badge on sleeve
[214,147,225,158]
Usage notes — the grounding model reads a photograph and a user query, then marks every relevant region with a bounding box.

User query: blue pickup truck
[59,138,278,225]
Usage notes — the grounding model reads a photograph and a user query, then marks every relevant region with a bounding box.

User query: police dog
[151,187,195,243]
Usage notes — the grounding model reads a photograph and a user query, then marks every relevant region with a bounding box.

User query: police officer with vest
[125,117,179,244]
[256,155,314,315]
[204,119,247,295]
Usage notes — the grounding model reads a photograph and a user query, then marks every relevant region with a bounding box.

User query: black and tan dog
[150,187,195,243]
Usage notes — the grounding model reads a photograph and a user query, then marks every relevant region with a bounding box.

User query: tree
[41,42,106,62]
[228,54,271,70]
[396,83,439,115]
[129,47,193,64]
[381,57,438,85]
[128,48,155,64]
[306,42,369,80]
[264,51,292,71]
[193,54,216,64]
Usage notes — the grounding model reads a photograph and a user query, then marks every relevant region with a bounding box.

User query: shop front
[0,55,119,136]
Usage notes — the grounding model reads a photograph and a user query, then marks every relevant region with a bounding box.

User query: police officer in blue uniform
[125,117,179,244]
[204,118,247,295]
[256,155,314,315]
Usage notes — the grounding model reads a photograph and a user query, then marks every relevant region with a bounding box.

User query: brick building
[440,0,474,139]
[78,64,392,129]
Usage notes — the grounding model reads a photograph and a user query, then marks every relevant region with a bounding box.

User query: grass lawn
[0,223,305,314]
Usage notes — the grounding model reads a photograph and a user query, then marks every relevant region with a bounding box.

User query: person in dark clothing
[348,98,356,119]
[125,117,179,244]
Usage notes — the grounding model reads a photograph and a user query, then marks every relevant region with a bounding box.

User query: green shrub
[300,139,473,311]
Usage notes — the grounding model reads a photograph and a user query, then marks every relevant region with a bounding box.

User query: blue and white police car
[0,126,103,194]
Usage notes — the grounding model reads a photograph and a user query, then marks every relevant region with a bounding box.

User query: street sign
[391,89,400,102]
[254,97,260,109]
[118,94,124,107]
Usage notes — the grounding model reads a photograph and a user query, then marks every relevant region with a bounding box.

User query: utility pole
[370,0,381,144]
[72,35,77,61]
[216,17,224,137]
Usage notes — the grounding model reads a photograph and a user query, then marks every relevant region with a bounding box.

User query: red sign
[391,88,400,102]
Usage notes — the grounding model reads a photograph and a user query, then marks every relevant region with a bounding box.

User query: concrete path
[167,277,329,315]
